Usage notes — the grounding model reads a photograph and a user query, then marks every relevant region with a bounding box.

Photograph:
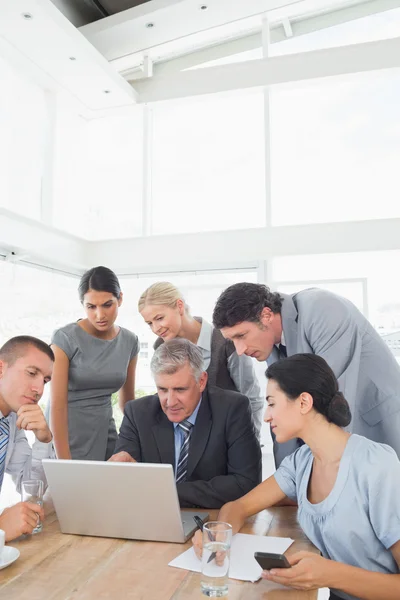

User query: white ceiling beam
[0,208,87,274]
[80,0,303,62]
[87,218,400,274]
[132,35,400,102]
[284,0,400,42]
[132,0,400,77]
[152,33,261,77]
[4,206,400,275]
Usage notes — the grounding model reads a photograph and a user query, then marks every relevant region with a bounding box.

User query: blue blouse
[274,434,400,600]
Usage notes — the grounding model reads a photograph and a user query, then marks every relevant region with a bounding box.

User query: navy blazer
[115,385,261,508]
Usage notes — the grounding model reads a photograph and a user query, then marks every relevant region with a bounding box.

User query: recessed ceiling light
[200,4,208,9]
[22,12,33,20]
[104,90,111,94]
[145,22,154,28]
[69,56,77,61]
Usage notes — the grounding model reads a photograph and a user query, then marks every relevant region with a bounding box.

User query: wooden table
[0,506,319,599]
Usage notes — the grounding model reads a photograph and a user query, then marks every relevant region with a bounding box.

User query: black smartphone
[254,552,291,570]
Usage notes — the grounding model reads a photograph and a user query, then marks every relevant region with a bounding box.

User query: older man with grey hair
[110,338,261,508]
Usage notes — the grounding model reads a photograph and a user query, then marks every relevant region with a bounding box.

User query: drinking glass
[201,521,232,597]
[21,479,44,534]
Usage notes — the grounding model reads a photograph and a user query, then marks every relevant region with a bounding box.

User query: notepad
[168,533,294,582]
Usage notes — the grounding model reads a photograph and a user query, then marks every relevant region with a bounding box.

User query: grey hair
[150,338,204,382]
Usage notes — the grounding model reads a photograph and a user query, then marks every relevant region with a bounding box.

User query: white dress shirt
[196,319,265,434]
[0,410,55,495]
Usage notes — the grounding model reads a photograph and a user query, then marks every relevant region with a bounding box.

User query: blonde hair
[138,282,190,314]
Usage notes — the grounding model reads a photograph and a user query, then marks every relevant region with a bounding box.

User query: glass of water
[201,521,232,597]
[21,479,44,534]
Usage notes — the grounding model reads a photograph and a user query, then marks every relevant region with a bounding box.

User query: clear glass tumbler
[201,521,232,597]
[21,479,44,534]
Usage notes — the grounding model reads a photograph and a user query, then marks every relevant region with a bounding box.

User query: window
[151,93,266,235]
[275,279,366,315]
[0,259,80,409]
[0,261,79,348]
[191,48,262,69]
[272,251,400,362]
[270,70,400,225]
[270,7,400,57]
[0,261,79,508]
[53,104,144,239]
[0,57,46,221]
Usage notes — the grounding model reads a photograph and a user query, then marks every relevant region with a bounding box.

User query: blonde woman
[138,282,264,435]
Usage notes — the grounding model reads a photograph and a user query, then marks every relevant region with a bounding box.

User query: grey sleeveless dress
[49,322,139,461]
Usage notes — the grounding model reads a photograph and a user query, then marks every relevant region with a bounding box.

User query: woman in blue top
[192,353,400,600]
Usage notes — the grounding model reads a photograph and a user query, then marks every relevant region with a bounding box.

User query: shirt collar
[173,396,202,429]
[196,318,212,352]
[274,331,286,354]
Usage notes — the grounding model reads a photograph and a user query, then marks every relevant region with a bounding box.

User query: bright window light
[53,104,144,240]
[270,7,400,57]
[272,250,400,344]
[270,69,400,225]
[151,93,266,235]
[0,57,45,220]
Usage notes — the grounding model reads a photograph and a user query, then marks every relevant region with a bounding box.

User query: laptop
[43,459,208,543]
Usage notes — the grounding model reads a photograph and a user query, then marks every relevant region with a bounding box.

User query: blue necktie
[279,343,287,358]
[0,417,10,490]
[176,420,193,484]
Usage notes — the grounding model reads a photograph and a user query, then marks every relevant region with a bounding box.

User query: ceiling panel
[98,0,152,14]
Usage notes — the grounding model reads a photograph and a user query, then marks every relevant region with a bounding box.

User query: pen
[193,516,217,564]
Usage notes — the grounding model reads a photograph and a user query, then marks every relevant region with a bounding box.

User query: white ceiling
[0,0,137,114]
[0,0,398,115]
[79,0,396,72]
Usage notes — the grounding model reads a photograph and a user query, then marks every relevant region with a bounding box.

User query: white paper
[168,533,294,582]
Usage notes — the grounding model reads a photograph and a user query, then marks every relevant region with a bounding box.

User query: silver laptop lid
[43,460,197,543]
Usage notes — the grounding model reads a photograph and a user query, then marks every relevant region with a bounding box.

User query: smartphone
[254,552,291,570]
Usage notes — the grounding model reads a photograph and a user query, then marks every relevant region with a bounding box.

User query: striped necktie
[0,417,10,490]
[176,420,193,484]
[279,343,287,358]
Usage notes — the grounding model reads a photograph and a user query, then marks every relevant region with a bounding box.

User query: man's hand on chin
[16,404,52,443]
[108,451,136,463]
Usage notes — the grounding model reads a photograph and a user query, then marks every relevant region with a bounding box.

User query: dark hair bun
[327,391,351,427]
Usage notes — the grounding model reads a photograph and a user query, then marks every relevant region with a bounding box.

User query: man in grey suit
[213,282,400,466]
[109,338,261,508]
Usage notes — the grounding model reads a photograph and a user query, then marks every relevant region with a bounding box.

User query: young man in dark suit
[109,338,261,508]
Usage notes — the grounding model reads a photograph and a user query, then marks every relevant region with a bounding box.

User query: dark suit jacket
[115,386,261,508]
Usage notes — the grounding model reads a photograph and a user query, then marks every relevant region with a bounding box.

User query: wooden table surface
[0,506,319,599]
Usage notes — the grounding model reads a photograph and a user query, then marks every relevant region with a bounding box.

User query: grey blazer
[115,386,261,508]
[269,289,400,466]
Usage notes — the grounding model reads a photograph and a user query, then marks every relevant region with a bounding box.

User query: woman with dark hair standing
[193,354,400,600]
[49,266,139,460]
